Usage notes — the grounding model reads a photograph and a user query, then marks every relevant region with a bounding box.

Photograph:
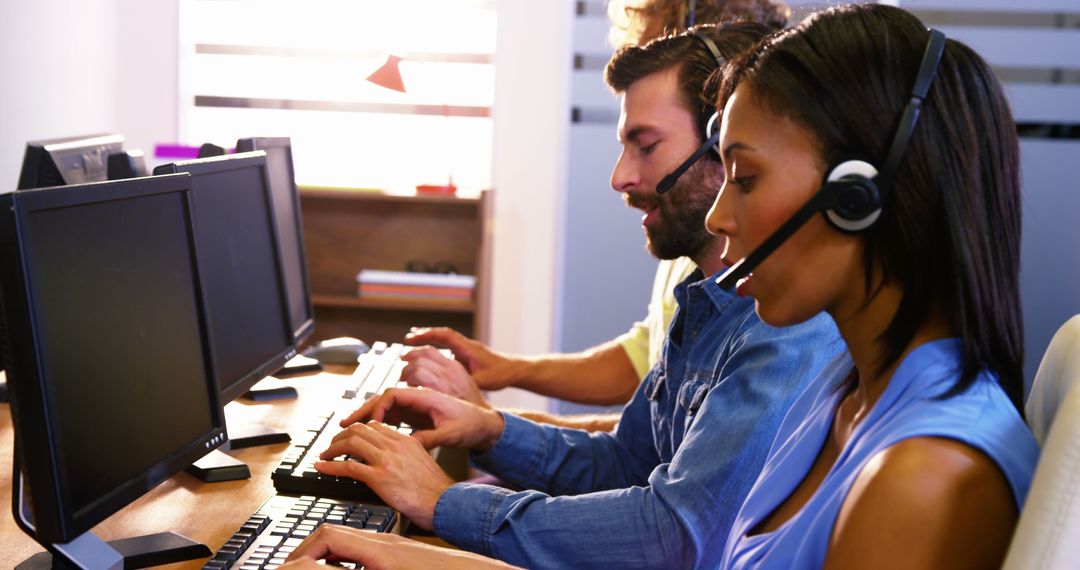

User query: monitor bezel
[235,137,316,346]
[1,174,228,545]
[153,152,298,402]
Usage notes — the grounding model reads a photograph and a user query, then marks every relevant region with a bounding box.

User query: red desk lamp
[366,55,457,194]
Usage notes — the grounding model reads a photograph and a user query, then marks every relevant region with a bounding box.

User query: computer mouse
[303,337,370,365]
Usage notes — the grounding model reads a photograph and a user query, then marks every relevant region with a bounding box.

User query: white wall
[485,1,574,411]
[0,0,178,190]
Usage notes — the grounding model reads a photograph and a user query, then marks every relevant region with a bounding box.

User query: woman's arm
[826,437,1018,570]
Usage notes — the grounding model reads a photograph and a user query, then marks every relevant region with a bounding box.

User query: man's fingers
[339,397,378,426]
[411,429,438,450]
[322,425,382,460]
[400,346,447,363]
[313,458,374,481]
[404,327,456,347]
[340,390,403,427]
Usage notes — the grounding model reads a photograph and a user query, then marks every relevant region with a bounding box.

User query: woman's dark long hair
[718,4,1025,411]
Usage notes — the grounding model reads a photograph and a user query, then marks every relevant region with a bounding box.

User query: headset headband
[875,28,946,195]
[692,29,724,68]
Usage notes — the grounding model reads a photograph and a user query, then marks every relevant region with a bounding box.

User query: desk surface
[0,366,376,569]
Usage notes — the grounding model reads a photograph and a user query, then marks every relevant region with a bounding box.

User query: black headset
[655,29,726,195]
[715,28,947,290]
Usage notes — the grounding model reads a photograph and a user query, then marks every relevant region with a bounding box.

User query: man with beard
[398,1,793,433]
[302,24,843,568]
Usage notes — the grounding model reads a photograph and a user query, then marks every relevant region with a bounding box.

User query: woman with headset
[705,3,1038,568]
[280,3,1037,568]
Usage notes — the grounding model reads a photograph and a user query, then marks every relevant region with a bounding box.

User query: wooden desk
[0,366,369,568]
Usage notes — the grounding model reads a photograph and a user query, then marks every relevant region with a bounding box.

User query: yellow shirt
[616,256,698,379]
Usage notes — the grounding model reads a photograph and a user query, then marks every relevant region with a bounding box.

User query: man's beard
[627,161,721,260]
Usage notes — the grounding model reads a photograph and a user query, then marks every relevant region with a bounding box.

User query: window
[179,0,495,193]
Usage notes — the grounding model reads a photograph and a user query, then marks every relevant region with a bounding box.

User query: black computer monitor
[154,152,297,404]
[0,174,226,567]
[235,137,316,345]
[0,290,9,399]
[17,133,125,190]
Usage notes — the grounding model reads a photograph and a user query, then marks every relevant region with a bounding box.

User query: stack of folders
[356,269,475,304]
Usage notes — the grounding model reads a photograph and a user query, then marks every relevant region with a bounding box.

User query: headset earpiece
[705,112,720,158]
[822,159,881,232]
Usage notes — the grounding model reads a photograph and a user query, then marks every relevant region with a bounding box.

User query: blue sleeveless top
[720,339,1039,569]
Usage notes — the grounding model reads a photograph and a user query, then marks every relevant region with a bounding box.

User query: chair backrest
[1003,314,1080,569]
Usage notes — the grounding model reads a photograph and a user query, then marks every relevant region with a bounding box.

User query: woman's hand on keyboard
[283,524,522,569]
[400,346,489,408]
[339,386,506,452]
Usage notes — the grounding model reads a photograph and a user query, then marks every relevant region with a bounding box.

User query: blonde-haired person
[608,0,788,48]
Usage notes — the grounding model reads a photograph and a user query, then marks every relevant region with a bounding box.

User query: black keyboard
[202,494,397,570]
[271,342,412,501]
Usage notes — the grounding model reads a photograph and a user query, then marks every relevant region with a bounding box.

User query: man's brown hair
[605,21,772,140]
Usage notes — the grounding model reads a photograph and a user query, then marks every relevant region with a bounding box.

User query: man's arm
[505,409,621,432]
[404,328,640,406]
[433,314,843,568]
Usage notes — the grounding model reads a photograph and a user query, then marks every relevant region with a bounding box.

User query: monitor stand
[269,353,323,378]
[14,471,210,569]
[184,393,292,483]
[17,532,210,570]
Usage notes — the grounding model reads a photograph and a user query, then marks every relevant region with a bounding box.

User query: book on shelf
[356,269,475,301]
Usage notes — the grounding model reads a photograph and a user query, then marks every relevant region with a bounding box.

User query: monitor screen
[153,152,296,401]
[0,174,226,545]
[235,137,315,344]
[17,133,125,190]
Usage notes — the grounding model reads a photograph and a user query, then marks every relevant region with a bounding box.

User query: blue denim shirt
[433,270,843,568]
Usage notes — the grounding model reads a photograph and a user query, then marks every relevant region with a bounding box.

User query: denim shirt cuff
[433,482,516,556]
[470,412,546,479]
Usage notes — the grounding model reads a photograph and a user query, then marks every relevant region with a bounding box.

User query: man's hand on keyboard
[404,327,517,391]
[315,421,452,530]
[339,386,506,452]
[400,346,489,407]
[282,524,522,569]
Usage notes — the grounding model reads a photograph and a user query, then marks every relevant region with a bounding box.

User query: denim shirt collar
[672,266,738,314]
[669,266,739,348]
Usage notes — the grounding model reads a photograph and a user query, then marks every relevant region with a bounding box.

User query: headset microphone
[656,29,725,195]
[715,28,946,290]
[657,113,720,195]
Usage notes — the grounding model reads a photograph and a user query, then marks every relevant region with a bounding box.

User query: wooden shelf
[312,293,476,314]
[299,189,491,345]
[299,186,484,205]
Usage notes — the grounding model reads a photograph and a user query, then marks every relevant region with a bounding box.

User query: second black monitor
[154,152,296,402]
[235,137,315,345]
